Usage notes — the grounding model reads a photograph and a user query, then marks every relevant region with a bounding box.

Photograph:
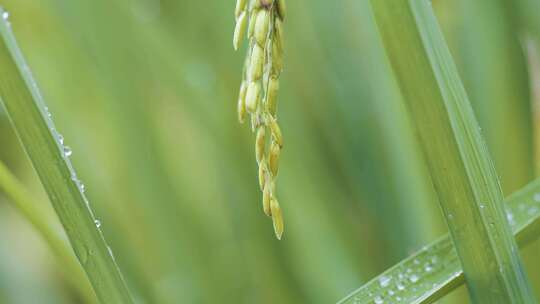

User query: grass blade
[0,7,133,303]
[338,179,540,304]
[453,0,540,296]
[454,0,533,193]
[0,161,97,303]
[369,0,535,302]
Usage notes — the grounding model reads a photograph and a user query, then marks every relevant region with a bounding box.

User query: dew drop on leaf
[379,275,391,287]
[506,211,515,226]
[64,146,72,157]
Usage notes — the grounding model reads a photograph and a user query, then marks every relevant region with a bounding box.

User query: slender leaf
[0,7,133,304]
[338,179,540,304]
[0,161,96,303]
[453,0,533,192]
[369,0,535,302]
[449,0,540,296]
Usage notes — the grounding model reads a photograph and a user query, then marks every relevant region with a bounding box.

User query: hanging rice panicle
[233,0,286,240]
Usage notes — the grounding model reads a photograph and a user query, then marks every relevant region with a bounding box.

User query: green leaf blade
[338,179,540,304]
[0,7,133,304]
[368,0,535,302]
[0,161,97,303]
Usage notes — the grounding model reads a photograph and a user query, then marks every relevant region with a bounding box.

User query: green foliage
[339,179,540,304]
[0,161,96,303]
[369,0,535,302]
[0,8,133,303]
[0,0,538,303]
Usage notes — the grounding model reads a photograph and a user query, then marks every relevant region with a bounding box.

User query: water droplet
[534,193,540,202]
[409,274,419,283]
[395,296,402,302]
[413,259,420,265]
[379,275,391,287]
[506,211,515,226]
[58,134,64,145]
[374,296,384,304]
[44,106,52,118]
[388,290,394,296]
[64,146,72,157]
[80,183,86,193]
[2,11,9,20]
[424,264,433,272]
[396,282,405,291]
[94,219,101,228]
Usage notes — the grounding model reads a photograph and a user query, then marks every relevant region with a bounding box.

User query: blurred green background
[0,0,539,303]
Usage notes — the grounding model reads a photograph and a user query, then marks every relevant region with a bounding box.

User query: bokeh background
[0,0,539,303]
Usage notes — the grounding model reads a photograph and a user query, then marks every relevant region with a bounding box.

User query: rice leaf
[369,0,535,302]
[338,178,540,304]
[453,0,540,295]
[0,7,133,304]
[0,161,97,303]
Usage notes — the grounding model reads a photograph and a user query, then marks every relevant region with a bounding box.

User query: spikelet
[255,126,266,163]
[237,82,247,122]
[233,12,247,50]
[233,0,286,239]
[235,0,248,17]
[254,10,270,46]
[258,158,267,190]
[266,76,279,115]
[262,181,272,216]
[270,198,284,240]
[249,44,264,80]
[245,82,260,113]
[268,140,280,177]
